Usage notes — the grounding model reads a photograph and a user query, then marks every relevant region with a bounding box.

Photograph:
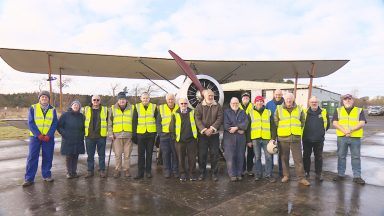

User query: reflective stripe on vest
[159,104,179,133]
[240,103,253,114]
[250,108,271,140]
[336,107,363,137]
[302,108,328,135]
[277,105,302,136]
[111,104,133,133]
[29,103,54,136]
[84,106,108,137]
[136,103,156,134]
[175,110,197,142]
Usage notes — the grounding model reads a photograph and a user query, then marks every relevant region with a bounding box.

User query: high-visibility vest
[111,104,133,133]
[240,103,253,114]
[84,106,108,137]
[303,108,328,134]
[249,108,271,140]
[136,103,157,134]
[336,106,363,137]
[29,103,54,136]
[159,104,179,133]
[277,105,302,137]
[174,110,197,142]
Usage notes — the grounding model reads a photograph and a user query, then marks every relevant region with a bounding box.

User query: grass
[0,121,29,140]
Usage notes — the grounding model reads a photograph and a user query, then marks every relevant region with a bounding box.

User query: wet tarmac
[0,116,383,215]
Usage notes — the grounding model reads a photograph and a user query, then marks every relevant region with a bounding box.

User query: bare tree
[110,83,120,97]
[56,77,72,90]
[34,78,48,92]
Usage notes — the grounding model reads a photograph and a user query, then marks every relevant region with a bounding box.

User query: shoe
[299,178,311,186]
[72,173,79,178]
[247,172,255,177]
[164,173,171,179]
[84,171,94,178]
[99,171,106,178]
[198,174,205,181]
[124,171,131,178]
[265,176,276,183]
[133,175,144,180]
[113,171,121,178]
[22,181,34,187]
[66,174,73,179]
[179,175,187,182]
[189,177,197,181]
[353,177,366,185]
[212,174,218,182]
[305,172,310,179]
[316,174,323,182]
[230,176,237,182]
[237,176,243,181]
[146,173,152,178]
[281,176,289,183]
[333,175,345,182]
[43,177,54,182]
[254,176,261,181]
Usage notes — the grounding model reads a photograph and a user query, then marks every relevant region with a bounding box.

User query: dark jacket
[58,108,85,155]
[195,100,223,134]
[303,107,330,143]
[223,108,248,147]
[169,107,196,143]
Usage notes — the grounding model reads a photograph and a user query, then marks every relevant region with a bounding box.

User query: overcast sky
[0,0,383,98]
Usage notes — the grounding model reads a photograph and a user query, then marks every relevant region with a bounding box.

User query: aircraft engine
[177,74,224,108]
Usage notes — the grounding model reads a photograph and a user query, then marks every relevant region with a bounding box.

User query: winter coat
[57,108,86,155]
[223,108,249,148]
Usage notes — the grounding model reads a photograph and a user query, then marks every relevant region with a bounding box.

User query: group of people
[22,88,366,187]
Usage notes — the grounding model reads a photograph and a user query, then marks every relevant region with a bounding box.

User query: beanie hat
[38,90,50,100]
[241,92,250,98]
[70,100,81,109]
[117,92,127,100]
[254,96,264,103]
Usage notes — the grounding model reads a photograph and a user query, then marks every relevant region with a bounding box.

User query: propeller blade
[168,50,205,94]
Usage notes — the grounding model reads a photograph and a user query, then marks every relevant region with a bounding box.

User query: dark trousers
[137,134,155,176]
[65,154,79,175]
[224,139,245,177]
[198,134,220,176]
[25,137,55,182]
[85,137,106,172]
[176,139,197,178]
[271,151,283,177]
[243,146,254,173]
[303,141,324,175]
[160,136,178,175]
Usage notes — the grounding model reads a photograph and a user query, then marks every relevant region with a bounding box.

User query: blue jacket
[223,108,249,147]
[28,104,58,138]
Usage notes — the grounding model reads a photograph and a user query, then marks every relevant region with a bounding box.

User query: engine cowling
[177,74,224,108]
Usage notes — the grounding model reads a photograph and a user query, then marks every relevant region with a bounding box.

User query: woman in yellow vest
[332,94,366,185]
[274,93,310,186]
[23,91,58,187]
[132,92,158,179]
[83,95,108,178]
[169,98,198,181]
[109,92,134,178]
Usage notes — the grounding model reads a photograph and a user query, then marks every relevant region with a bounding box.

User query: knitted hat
[254,96,264,103]
[241,92,250,98]
[38,90,50,100]
[117,92,127,100]
[70,100,81,109]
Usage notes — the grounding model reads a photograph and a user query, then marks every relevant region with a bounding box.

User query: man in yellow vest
[84,95,108,178]
[247,96,276,183]
[274,93,310,186]
[133,92,158,179]
[170,98,198,181]
[109,92,134,178]
[156,93,179,178]
[23,91,58,187]
[240,92,254,177]
[302,96,330,182]
[332,94,366,185]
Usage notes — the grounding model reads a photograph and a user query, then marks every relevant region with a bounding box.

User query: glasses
[92,99,100,101]
[180,103,188,105]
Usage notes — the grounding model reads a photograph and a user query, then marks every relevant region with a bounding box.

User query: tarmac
[0,116,383,215]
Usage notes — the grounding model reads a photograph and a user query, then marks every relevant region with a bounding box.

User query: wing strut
[137,72,168,93]
[218,63,245,83]
[137,59,180,89]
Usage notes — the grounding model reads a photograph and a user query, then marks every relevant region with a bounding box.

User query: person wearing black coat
[57,100,85,179]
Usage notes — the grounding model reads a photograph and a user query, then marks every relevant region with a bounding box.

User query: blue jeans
[160,136,178,175]
[252,139,273,177]
[85,137,106,171]
[337,137,361,177]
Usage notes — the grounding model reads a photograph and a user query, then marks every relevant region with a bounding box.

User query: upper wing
[0,48,349,82]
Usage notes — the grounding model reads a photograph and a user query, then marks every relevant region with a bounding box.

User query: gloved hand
[38,134,45,141]
[42,135,50,142]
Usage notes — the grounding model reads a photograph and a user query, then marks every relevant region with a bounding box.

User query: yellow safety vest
[277,105,302,137]
[174,110,198,142]
[240,103,253,114]
[249,108,271,140]
[29,103,54,136]
[303,108,328,134]
[111,104,133,133]
[84,106,108,137]
[159,104,179,133]
[336,107,363,137]
[136,103,157,134]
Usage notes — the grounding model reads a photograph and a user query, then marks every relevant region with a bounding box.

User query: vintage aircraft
[0,48,348,110]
